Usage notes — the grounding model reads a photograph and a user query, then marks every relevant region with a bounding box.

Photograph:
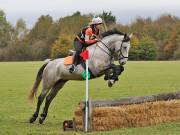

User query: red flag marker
[80,49,89,60]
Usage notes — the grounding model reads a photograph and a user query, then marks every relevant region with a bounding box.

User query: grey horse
[28,29,132,124]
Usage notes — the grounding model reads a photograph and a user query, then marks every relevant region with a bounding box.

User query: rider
[69,17,103,73]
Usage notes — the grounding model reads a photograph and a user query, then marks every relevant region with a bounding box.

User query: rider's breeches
[73,40,83,66]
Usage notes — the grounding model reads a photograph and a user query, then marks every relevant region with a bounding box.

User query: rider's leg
[69,40,83,73]
[73,50,81,66]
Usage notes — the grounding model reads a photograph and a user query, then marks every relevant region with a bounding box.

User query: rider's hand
[92,34,97,39]
[95,38,99,42]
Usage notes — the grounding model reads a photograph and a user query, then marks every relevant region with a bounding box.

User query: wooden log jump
[80,91,180,108]
[74,91,180,131]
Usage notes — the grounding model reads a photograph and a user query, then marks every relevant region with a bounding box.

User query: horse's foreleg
[39,80,67,124]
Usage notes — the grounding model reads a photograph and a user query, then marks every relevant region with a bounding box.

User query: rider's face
[95,24,102,29]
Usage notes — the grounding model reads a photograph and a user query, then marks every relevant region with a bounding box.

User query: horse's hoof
[39,117,45,124]
[29,116,36,123]
[108,80,114,88]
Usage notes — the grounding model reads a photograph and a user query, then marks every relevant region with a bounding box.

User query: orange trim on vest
[85,28,93,36]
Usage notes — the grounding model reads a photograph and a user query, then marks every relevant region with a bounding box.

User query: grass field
[0,61,180,135]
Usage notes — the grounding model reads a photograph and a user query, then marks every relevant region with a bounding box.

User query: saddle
[64,50,95,79]
[64,50,75,65]
[64,50,85,65]
[64,56,73,65]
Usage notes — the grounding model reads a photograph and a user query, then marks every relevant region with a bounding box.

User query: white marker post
[85,56,89,132]
[80,50,89,132]
[80,49,89,132]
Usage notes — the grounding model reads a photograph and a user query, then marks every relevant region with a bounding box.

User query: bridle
[117,39,129,60]
[97,37,129,60]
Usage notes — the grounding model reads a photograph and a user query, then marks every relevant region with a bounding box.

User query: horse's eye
[123,46,127,49]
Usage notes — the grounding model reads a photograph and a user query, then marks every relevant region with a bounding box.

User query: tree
[130,35,139,48]
[98,11,116,26]
[31,40,49,60]
[46,22,61,44]
[129,36,157,60]
[50,12,91,58]
[3,40,32,61]
[58,11,90,35]
[173,30,180,59]
[138,36,157,60]
[129,35,140,60]
[51,34,73,58]
[0,10,12,48]
[163,43,175,59]
[173,45,180,59]
[25,15,54,58]
[14,18,28,40]
[129,48,139,60]
[163,29,177,59]
[27,15,53,43]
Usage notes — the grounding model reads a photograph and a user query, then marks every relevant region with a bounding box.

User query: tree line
[0,10,180,61]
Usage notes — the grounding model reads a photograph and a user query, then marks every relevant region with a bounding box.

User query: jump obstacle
[63,91,180,132]
[63,49,180,132]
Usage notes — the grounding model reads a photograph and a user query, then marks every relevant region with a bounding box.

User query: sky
[1,0,180,28]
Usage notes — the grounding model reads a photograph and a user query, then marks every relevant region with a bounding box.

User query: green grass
[0,61,180,135]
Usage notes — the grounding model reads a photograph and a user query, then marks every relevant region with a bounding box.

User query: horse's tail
[28,61,49,102]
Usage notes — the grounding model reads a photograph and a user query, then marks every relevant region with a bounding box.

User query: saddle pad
[64,56,73,65]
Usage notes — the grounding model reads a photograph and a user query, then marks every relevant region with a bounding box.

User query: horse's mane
[101,29,124,38]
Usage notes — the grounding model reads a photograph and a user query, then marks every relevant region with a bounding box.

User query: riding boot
[69,64,76,73]
[69,39,83,73]
[69,52,80,73]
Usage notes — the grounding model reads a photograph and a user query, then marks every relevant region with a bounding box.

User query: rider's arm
[84,28,97,44]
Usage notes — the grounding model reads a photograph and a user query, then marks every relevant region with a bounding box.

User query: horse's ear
[124,33,130,41]
[129,33,133,39]
[124,33,127,38]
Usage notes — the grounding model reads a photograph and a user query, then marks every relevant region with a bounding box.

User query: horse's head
[101,29,132,66]
[114,33,132,65]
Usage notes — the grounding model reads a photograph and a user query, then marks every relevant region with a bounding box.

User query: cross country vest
[76,26,99,44]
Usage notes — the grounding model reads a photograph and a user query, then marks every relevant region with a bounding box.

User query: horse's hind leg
[29,88,49,123]
[39,79,67,124]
